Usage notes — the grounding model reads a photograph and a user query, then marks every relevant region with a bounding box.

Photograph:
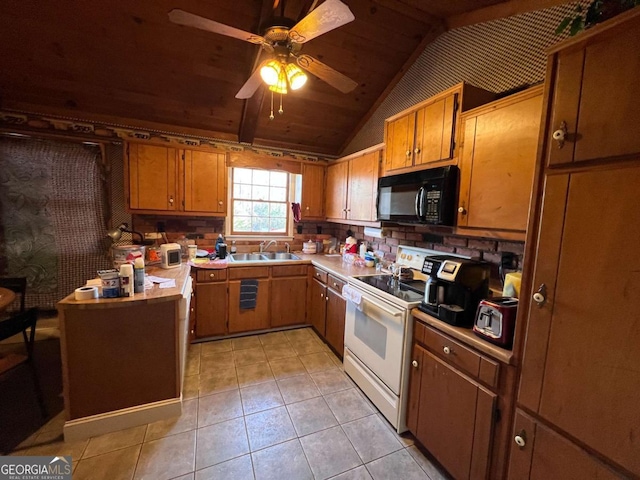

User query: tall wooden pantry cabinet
[508,9,640,479]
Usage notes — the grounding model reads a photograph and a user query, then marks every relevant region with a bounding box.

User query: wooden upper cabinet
[383,83,495,176]
[126,141,227,216]
[414,94,457,166]
[183,150,226,214]
[326,146,381,223]
[301,163,325,220]
[385,112,415,171]
[127,143,178,211]
[326,161,348,220]
[547,13,640,166]
[347,150,379,222]
[457,86,543,234]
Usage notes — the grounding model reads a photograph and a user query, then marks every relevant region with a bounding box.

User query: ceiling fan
[168,0,359,102]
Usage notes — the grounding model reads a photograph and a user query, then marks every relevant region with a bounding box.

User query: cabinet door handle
[414,147,421,154]
[333,282,338,287]
[552,121,567,149]
[458,206,467,215]
[169,196,174,205]
[325,296,329,302]
[533,284,547,306]
[209,273,215,279]
[412,360,418,368]
[405,150,412,157]
[218,200,223,206]
[443,346,452,355]
[514,430,527,448]
[320,293,324,298]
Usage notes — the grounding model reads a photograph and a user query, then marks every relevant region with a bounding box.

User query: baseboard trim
[63,397,182,442]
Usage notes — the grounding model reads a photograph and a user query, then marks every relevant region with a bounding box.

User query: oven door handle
[361,297,402,318]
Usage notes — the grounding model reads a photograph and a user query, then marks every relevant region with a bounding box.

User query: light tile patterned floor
[11,327,448,480]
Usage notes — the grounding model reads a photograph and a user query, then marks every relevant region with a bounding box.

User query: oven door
[344,289,407,395]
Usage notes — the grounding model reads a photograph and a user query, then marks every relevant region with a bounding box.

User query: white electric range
[344,245,439,433]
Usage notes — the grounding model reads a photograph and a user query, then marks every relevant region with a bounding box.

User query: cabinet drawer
[311,267,328,283]
[327,275,346,293]
[196,269,227,283]
[229,267,270,280]
[271,265,308,277]
[423,324,499,388]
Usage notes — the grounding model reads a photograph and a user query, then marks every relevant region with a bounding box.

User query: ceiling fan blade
[235,61,270,99]
[288,0,355,44]
[168,9,266,45]
[296,54,358,93]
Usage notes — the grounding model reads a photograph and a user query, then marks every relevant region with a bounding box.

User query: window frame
[228,167,292,237]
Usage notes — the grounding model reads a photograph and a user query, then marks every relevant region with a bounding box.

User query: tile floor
[11,327,448,480]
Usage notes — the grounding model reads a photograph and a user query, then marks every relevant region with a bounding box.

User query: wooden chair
[0,277,27,315]
[0,307,47,418]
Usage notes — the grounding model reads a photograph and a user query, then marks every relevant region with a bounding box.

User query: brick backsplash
[131,215,524,270]
[331,224,524,271]
[132,215,339,253]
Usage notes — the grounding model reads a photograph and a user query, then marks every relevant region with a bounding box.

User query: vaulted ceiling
[0,0,544,156]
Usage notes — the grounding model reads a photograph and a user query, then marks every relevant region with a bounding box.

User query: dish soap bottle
[230,240,237,254]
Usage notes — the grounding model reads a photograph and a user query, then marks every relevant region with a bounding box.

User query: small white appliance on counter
[160,243,182,269]
[344,245,465,433]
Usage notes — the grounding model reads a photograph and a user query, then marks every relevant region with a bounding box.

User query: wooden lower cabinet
[508,410,621,480]
[410,343,496,480]
[309,278,327,336]
[228,279,270,333]
[270,276,307,327]
[195,282,227,337]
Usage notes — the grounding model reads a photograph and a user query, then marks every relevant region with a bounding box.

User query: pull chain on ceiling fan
[168,0,358,118]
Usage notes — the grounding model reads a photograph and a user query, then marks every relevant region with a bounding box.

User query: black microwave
[377,165,458,225]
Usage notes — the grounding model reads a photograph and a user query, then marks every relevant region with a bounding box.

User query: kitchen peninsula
[57,264,192,441]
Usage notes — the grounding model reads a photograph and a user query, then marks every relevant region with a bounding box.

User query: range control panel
[395,245,444,281]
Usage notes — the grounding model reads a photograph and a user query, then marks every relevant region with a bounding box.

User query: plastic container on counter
[111,245,145,269]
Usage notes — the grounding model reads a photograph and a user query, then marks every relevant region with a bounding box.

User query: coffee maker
[418,255,490,327]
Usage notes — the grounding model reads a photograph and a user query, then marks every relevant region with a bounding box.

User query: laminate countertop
[190,253,378,282]
[58,264,192,309]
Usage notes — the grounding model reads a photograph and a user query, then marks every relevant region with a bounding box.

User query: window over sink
[230,167,292,236]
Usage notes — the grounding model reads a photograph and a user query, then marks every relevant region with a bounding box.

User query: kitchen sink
[259,252,301,260]
[229,252,301,262]
[229,253,266,261]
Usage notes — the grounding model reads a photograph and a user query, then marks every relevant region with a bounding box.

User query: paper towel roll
[75,286,99,300]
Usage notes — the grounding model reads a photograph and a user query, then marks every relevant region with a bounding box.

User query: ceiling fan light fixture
[268,66,288,94]
[285,63,307,90]
[260,60,281,86]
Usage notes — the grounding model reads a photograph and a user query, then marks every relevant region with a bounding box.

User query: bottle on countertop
[119,263,134,297]
[133,257,145,294]
[230,240,237,254]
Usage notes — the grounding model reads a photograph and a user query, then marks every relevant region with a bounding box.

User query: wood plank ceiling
[0,0,513,156]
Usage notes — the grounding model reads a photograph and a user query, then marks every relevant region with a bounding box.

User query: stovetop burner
[352,274,426,303]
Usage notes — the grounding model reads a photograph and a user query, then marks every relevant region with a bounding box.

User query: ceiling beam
[447,0,574,30]
[237,0,276,145]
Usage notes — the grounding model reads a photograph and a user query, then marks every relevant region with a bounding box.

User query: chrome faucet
[260,240,277,252]
[285,242,290,253]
